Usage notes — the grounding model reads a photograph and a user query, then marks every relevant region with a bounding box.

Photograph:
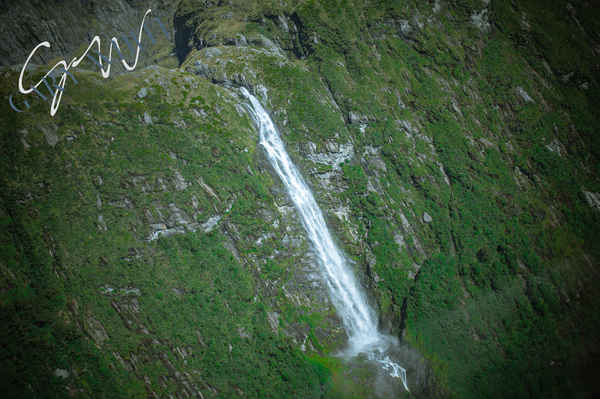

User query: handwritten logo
[9,9,170,116]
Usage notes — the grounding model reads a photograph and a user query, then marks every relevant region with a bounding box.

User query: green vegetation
[1,0,600,397]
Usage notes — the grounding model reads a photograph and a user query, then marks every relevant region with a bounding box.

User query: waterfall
[241,87,408,391]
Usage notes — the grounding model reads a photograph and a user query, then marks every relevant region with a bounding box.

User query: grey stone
[192,108,207,118]
[471,9,491,32]
[19,129,30,150]
[183,76,196,87]
[397,119,419,135]
[306,142,354,170]
[122,287,141,296]
[399,20,412,35]
[423,212,433,223]
[143,111,153,124]
[194,60,211,77]
[238,327,250,339]
[562,72,574,83]
[235,33,248,47]
[545,139,564,156]
[333,206,350,222]
[204,47,222,57]
[439,163,451,185]
[348,111,364,124]
[583,191,600,212]
[97,215,108,231]
[137,87,148,98]
[249,34,284,56]
[100,285,115,295]
[41,125,59,147]
[54,369,69,379]
[174,346,189,359]
[109,198,133,209]
[148,227,185,241]
[267,311,279,332]
[167,203,190,226]
[201,215,221,233]
[516,86,534,103]
[366,179,378,193]
[373,271,383,283]
[521,13,531,30]
[394,232,406,248]
[174,171,188,191]
[451,98,463,116]
[86,317,109,346]
[479,138,495,148]
[278,14,289,32]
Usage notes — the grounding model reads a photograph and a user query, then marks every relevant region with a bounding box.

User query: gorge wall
[1,0,599,398]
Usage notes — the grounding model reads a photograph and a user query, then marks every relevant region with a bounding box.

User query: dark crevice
[288,11,314,59]
[174,13,194,65]
[398,296,409,335]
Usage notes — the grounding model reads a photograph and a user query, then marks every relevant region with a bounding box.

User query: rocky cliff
[1,0,599,398]
[0,0,176,68]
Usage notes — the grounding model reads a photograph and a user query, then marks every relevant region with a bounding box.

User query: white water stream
[241,88,408,391]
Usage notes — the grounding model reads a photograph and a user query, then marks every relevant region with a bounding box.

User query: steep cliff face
[0,0,176,68]
[1,0,599,398]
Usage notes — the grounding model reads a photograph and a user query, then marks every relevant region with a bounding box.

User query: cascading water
[241,87,408,391]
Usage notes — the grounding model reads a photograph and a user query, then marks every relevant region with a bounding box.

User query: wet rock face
[1,0,175,68]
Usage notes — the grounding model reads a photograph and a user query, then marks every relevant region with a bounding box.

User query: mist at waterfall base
[241,87,409,392]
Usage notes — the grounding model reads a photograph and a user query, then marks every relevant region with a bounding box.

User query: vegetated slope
[177,0,600,396]
[1,0,599,398]
[0,65,347,398]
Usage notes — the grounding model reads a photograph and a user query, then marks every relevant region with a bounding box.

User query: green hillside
[1,0,599,397]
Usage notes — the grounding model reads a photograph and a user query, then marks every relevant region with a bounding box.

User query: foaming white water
[241,87,408,391]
